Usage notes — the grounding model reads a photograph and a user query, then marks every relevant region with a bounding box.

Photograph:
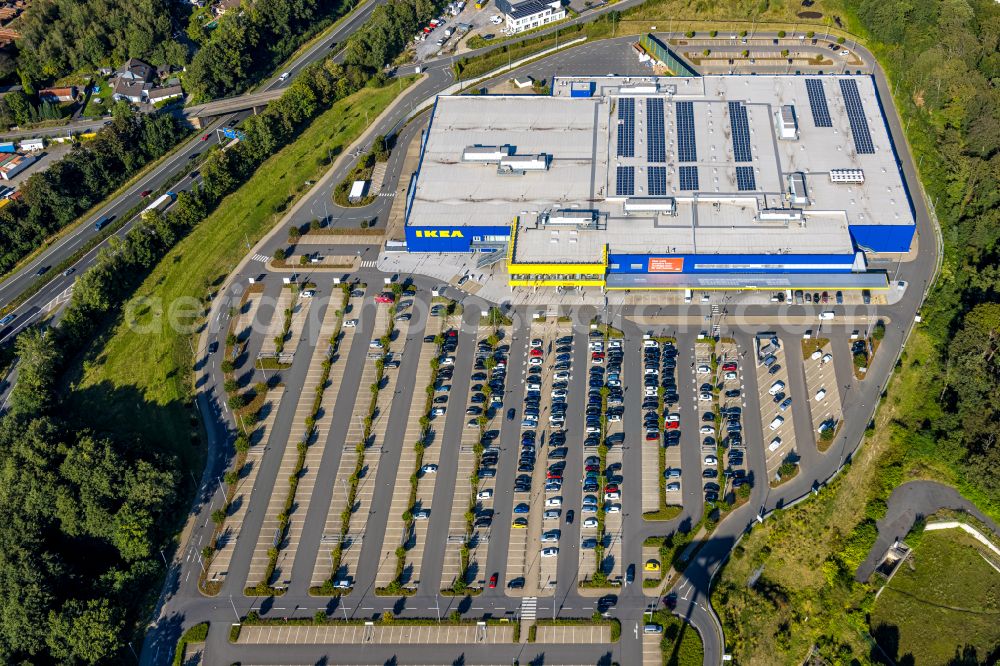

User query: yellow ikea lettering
[415,230,464,238]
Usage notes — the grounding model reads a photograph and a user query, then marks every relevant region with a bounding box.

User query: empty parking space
[207,387,285,586]
[258,289,292,356]
[533,624,612,643]
[643,632,661,665]
[273,298,346,586]
[441,322,490,591]
[245,301,335,591]
[376,314,444,590]
[755,335,797,479]
[342,308,408,581]
[310,304,390,589]
[236,623,515,645]
[801,339,843,447]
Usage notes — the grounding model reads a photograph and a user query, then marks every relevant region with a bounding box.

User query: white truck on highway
[141,192,176,220]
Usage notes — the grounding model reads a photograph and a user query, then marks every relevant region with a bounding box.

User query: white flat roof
[408,75,912,262]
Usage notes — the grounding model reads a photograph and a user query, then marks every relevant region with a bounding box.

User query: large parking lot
[210,280,854,615]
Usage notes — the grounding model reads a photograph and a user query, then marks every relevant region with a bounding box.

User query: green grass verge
[65,80,410,474]
[870,528,1000,664]
[651,610,703,666]
[172,622,209,666]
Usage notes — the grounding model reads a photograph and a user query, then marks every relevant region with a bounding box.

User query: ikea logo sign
[415,230,464,238]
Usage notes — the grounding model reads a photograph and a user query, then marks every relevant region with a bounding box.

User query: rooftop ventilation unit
[542,209,597,226]
[499,153,549,172]
[776,105,798,140]
[788,172,808,205]
[624,197,676,214]
[830,168,865,184]
[462,144,512,163]
[618,84,659,95]
[759,208,803,222]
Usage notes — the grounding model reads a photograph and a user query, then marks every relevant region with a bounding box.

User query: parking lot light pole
[229,594,240,623]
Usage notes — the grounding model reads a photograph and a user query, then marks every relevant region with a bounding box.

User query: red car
[546,471,562,480]
[530,348,543,357]
[665,420,680,430]
[140,189,153,198]
[591,352,604,362]
[375,294,394,304]
[722,362,737,371]
[489,573,498,588]
[585,464,600,472]
[201,133,210,141]
[645,431,660,441]
[605,484,619,493]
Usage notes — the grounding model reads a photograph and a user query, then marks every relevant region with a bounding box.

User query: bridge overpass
[183,89,286,126]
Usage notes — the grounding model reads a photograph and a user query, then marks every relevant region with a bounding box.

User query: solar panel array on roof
[616,166,635,196]
[728,101,752,162]
[735,166,756,191]
[646,97,666,163]
[617,97,635,158]
[839,79,875,154]
[805,79,833,128]
[648,166,667,196]
[678,165,699,191]
[675,101,697,162]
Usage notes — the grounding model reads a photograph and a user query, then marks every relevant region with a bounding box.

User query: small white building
[19,138,44,152]
[348,180,369,202]
[496,0,565,34]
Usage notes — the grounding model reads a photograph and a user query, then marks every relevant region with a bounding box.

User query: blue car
[514,503,530,514]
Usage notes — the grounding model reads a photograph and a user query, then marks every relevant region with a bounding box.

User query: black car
[597,595,618,613]
[725,389,741,398]
[565,510,574,524]
[549,447,568,460]
[208,341,219,354]
[768,364,782,375]
[508,577,526,589]
[506,407,516,420]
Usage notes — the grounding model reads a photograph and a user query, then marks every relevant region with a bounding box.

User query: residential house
[148,85,184,105]
[214,0,242,16]
[38,86,77,103]
[108,58,184,106]
[495,0,564,34]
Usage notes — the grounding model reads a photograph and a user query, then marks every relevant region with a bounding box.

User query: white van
[768,437,781,451]
[768,380,785,395]
[769,416,784,430]
[684,289,692,303]
[819,311,836,320]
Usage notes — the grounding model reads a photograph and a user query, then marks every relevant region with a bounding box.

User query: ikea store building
[402,74,914,290]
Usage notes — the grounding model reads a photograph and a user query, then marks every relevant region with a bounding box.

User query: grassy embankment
[870,527,1000,664]
[66,81,409,474]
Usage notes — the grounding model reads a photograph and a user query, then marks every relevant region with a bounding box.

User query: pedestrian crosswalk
[520,597,537,621]
[377,191,396,198]
[252,253,270,262]
[360,259,377,268]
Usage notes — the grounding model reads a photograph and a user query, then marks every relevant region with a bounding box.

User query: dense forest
[185,0,352,101]
[0,107,186,276]
[15,0,184,81]
[849,0,1000,499]
[0,329,179,663]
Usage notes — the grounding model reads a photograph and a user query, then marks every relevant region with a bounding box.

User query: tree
[273,247,286,262]
[47,598,122,663]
